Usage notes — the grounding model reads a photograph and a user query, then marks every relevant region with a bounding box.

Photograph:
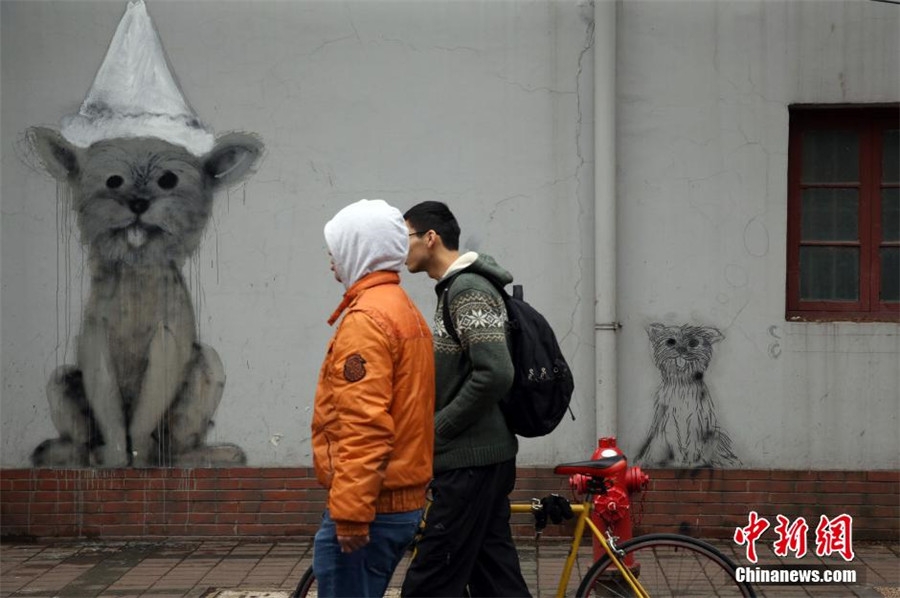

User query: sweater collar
[328,270,400,325]
[439,251,479,282]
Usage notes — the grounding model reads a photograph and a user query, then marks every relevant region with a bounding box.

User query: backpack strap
[441,276,521,344]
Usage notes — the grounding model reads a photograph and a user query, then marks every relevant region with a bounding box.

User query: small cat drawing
[636,323,740,469]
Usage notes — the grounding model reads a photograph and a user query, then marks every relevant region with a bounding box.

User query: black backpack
[441,277,575,437]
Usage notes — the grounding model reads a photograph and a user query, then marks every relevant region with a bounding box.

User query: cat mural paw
[31,438,89,468]
[31,366,95,467]
[32,342,242,468]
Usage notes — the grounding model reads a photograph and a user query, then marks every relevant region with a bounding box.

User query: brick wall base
[2,468,897,541]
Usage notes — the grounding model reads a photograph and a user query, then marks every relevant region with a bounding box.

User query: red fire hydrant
[569,437,649,562]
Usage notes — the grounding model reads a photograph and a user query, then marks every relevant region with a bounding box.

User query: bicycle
[292,454,756,597]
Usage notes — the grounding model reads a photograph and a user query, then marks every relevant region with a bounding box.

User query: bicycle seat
[553,455,626,477]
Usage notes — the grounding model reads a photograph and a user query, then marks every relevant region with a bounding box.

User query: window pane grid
[800,247,859,301]
[883,129,899,183]
[801,188,859,241]
[799,183,861,189]
[881,247,899,302]
[881,187,899,243]
[801,129,859,183]
[788,107,899,320]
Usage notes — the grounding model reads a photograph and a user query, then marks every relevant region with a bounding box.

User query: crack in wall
[378,35,419,52]
[377,36,483,57]
[493,74,575,96]
[486,194,528,225]
[344,4,361,42]
[339,186,471,200]
[485,175,579,225]
[560,7,595,355]
[308,34,358,57]
[434,45,481,56]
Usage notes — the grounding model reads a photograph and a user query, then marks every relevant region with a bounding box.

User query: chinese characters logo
[734,512,854,563]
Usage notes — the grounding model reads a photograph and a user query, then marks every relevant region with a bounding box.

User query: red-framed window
[787,105,899,321]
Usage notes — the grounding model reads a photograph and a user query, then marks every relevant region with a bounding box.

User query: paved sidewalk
[1,538,897,598]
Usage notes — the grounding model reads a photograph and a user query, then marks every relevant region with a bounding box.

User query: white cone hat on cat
[60,0,214,156]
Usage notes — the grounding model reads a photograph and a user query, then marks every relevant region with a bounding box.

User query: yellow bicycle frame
[510,501,649,598]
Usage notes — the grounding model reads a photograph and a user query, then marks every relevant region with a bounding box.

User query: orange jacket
[312,270,435,536]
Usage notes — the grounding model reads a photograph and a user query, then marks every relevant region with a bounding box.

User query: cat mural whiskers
[636,323,740,469]
[28,131,262,468]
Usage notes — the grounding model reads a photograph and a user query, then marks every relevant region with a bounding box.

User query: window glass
[800,247,859,301]
[883,129,899,183]
[802,189,858,241]
[883,188,899,243]
[881,248,899,302]
[802,130,858,183]
[790,109,898,318]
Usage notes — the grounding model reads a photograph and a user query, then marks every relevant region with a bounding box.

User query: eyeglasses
[408,231,427,238]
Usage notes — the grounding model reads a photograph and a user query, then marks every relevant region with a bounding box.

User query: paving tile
[2,538,897,598]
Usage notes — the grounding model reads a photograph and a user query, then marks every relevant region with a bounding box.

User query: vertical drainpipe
[594,0,619,440]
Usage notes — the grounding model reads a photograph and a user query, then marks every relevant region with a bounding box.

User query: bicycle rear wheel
[575,533,755,597]
[291,565,316,598]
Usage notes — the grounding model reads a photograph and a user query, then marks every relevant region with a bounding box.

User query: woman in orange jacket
[311,198,435,598]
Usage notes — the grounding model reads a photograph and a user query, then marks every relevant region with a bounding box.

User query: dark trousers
[401,459,531,597]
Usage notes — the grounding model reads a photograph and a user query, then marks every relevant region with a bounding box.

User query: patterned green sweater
[432,253,518,473]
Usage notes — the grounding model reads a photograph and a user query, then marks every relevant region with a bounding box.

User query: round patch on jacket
[343,354,367,382]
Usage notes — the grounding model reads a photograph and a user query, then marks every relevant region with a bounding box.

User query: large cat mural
[28,1,262,468]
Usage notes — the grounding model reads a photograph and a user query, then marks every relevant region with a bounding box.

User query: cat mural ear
[203,132,264,188]
[27,127,80,181]
[701,327,725,344]
[647,323,666,342]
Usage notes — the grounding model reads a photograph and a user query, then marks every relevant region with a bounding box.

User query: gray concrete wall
[1,0,595,467]
[616,0,900,469]
[2,0,897,470]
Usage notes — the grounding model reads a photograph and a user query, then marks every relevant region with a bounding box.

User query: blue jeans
[313,508,423,597]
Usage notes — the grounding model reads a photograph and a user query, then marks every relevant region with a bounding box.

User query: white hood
[324,199,409,290]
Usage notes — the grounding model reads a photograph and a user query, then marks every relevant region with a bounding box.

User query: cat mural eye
[106,175,124,189]
[688,338,700,348]
[666,338,677,346]
[158,171,179,189]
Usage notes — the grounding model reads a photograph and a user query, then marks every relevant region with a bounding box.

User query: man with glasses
[401,201,531,597]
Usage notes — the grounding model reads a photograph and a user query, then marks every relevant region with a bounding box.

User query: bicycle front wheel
[575,533,755,597]
[291,565,316,598]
